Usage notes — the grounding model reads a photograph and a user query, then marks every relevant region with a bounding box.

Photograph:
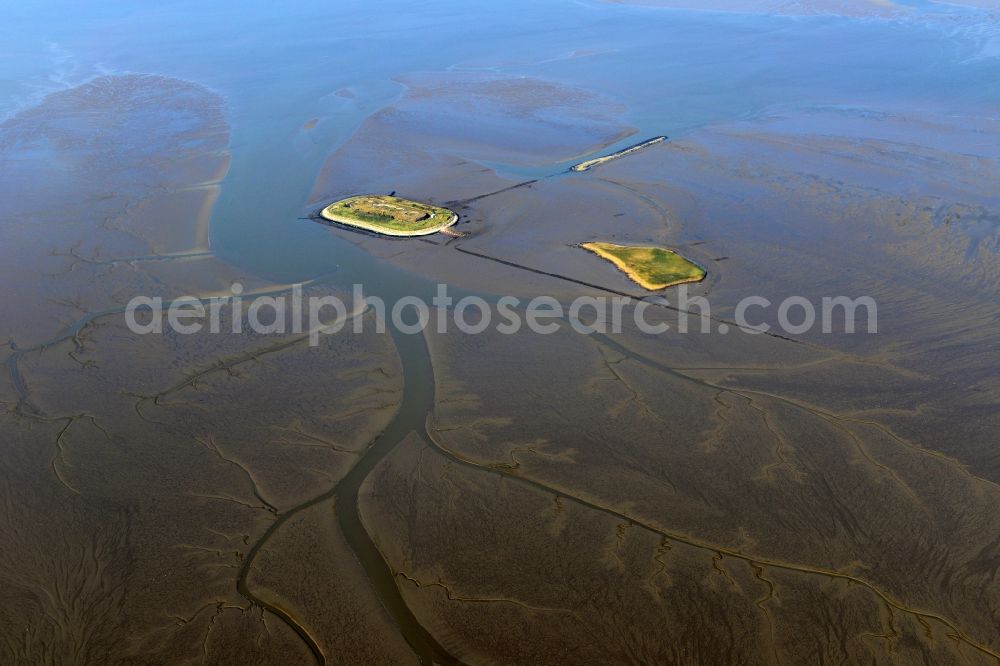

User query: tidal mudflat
[0,75,410,663]
[3,1,1000,664]
[307,69,1000,663]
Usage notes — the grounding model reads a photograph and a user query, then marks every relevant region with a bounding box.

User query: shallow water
[6,0,999,282]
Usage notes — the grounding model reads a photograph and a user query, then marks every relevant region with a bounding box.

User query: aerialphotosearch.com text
[125,283,878,345]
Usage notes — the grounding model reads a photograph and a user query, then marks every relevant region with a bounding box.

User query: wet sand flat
[308,75,1000,662]
[0,76,412,663]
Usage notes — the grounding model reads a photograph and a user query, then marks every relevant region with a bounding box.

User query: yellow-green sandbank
[582,241,705,290]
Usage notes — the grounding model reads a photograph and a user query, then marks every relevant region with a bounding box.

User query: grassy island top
[582,241,706,290]
[320,195,457,236]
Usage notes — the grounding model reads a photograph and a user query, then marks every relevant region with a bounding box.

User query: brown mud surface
[312,77,1000,663]
[0,75,410,663]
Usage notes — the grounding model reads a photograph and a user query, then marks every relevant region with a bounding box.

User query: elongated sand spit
[571,135,667,172]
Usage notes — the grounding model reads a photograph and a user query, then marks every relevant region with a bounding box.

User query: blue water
[3,0,999,282]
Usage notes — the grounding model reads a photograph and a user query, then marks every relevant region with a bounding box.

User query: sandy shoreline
[320,206,458,237]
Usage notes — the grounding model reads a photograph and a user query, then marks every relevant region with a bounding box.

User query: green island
[320,194,458,236]
[582,241,706,290]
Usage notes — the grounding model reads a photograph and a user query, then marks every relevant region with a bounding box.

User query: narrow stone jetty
[571,136,667,172]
